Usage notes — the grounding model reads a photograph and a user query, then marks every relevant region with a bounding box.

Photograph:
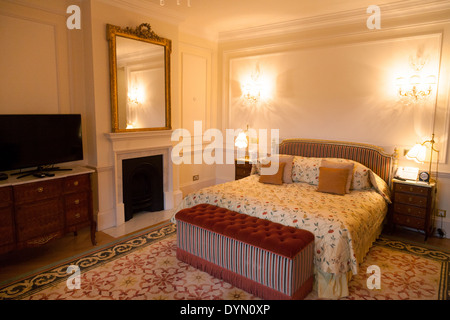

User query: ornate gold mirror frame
[107,23,172,132]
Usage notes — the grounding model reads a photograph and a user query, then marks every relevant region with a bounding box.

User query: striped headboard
[279,139,396,185]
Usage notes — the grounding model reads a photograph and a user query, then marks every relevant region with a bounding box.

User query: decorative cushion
[321,159,354,193]
[326,158,371,190]
[259,162,286,185]
[317,167,350,195]
[251,155,294,184]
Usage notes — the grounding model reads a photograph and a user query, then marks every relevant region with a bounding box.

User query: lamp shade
[235,132,248,149]
[406,143,427,163]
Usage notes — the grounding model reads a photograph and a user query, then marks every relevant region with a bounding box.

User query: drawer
[15,199,64,242]
[395,192,427,208]
[393,213,425,229]
[0,186,12,206]
[63,174,90,194]
[14,179,63,204]
[65,192,89,226]
[236,166,252,176]
[394,183,428,196]
[393,203,426,218]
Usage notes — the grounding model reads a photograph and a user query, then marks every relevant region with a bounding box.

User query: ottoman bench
[175,203,315,300]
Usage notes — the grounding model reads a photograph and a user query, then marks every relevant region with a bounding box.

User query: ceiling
[146,0,404,38]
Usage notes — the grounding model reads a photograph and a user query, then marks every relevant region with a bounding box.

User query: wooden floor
[0,222,449,286]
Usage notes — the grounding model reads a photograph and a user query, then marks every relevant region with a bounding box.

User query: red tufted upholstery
[175,203,314,259]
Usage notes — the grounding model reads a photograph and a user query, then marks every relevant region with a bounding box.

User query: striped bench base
[175,204,315,300]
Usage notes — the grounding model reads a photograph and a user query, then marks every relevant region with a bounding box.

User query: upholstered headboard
[279,139,396,185]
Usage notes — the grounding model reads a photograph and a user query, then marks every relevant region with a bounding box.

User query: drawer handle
[408,197,412,202]
[74,199,80,205]
[409,187,413,192]
[406,218,410,223]
[37,187,44,193]
[73,181,79,186]
[407,208,411,213]
[75,213,81,219]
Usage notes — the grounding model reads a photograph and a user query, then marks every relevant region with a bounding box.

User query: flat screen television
[0,114,83,177]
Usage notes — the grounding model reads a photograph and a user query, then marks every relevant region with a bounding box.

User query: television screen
[0,114,83,172]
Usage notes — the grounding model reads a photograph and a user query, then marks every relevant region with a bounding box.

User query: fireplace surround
[106,131,182,227]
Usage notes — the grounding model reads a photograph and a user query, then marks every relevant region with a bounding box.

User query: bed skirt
[314,220,385,299]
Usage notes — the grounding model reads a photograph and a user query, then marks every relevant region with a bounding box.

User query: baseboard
[180,178,217,196]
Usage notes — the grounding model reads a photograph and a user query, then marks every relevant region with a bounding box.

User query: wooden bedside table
[235,158,252,180]
[391,179,435,241]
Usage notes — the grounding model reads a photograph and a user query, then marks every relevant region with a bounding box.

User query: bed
[174,139,396,299]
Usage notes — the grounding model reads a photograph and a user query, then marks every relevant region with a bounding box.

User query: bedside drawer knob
[408,197,412,202]
[73,181,79,186]
[409,187,413,192]
[37,187,44,193]
[74,199,80,205]
[406,218,410,223]
[407,208,411,213]
[75,213,81,219]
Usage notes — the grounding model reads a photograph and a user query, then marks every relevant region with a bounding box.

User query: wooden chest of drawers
[391,179,435,240]
[0,168,96,254]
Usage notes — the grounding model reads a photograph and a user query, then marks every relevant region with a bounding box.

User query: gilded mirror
[107,23,171,132]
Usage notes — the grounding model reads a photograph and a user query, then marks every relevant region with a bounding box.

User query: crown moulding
[218,0,450,43]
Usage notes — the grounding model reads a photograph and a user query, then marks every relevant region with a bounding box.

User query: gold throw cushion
[320,159,354,193]
[317,167,350,195]
[259,162,286,185]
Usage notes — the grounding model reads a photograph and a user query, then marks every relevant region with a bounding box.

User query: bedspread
[178,175,388,277]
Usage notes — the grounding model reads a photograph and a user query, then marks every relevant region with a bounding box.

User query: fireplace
[122,155,164,221]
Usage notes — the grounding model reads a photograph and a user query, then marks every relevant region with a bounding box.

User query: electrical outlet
[193,175,199,181]
[437,209,447,218]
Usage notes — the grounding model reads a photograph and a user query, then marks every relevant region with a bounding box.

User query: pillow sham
[291,156,321,185]
[317,167,350,195]
[320,159,354,193]
[369,170,392,204]
[259,162,286,185]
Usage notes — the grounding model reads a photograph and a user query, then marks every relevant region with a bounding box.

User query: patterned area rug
[0,222,448,300]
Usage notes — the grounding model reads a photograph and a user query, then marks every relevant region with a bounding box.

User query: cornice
[96,0,185,26]
[218,0,450,43]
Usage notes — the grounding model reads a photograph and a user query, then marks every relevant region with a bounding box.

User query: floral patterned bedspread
[178,175,388,276]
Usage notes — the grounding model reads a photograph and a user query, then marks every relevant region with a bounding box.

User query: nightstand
[391,179,435,241]
[235,158,252,180]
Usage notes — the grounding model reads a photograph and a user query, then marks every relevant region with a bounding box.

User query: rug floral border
[0,222,176,300]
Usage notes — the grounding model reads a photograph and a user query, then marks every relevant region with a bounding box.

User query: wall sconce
[127,85,145,105]
[396,74,436,102]
[241,65,262,105]
[126,85,145,129]
[396,52,437,103]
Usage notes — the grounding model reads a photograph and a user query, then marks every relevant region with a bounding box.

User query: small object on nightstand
[0,173,7,181]
[418,171,430,183]
[235,158,252,180]
[390,179,435,241]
